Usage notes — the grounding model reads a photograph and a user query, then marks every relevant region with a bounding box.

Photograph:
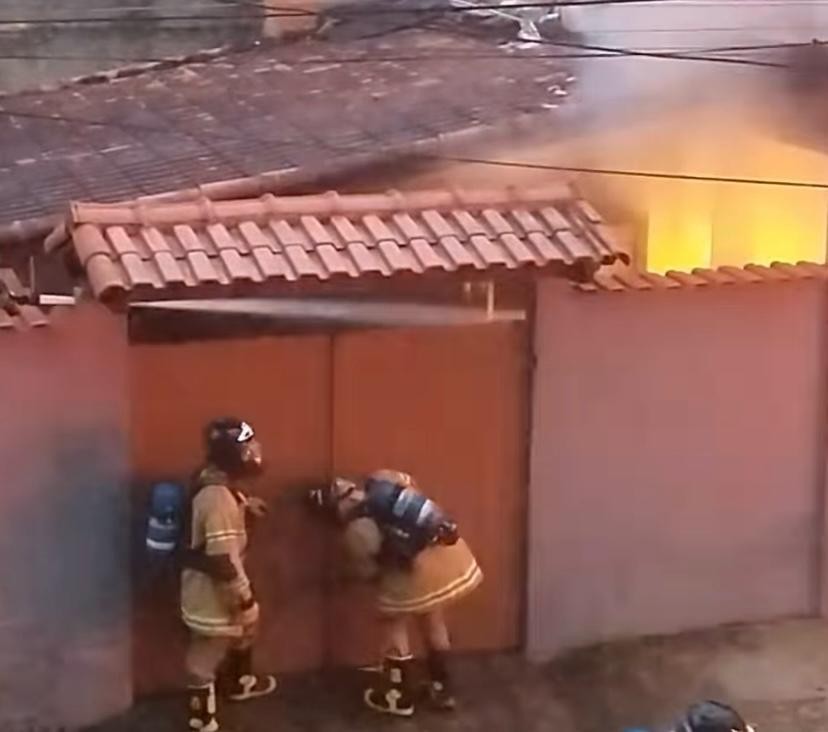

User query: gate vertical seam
[518,283,538,653]
[322,333,337,668]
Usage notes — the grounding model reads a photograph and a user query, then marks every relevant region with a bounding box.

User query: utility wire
[0,53,170,62]
[0,50,771,62]
[0,0,740,25]
[0,11,825,191]
[0,48,808,137]
[427,154,828,190]
[431,17,814,67]
[4,0,828,35]
[1,100,828,191]
[330,0,728,13]
[0,11,308,24]
[0,38,819,66]
[4,2,828,32]
[521,36,790,67]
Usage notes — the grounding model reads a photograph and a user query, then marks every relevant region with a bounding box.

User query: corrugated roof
[577,262,828,293]
[0,26,573,240]
[0,269,48,333]
[65,186,626,303]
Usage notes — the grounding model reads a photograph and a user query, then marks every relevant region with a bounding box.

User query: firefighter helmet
[204,417,263,477]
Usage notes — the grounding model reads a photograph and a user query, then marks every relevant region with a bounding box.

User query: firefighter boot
[363,655,416,717]
[187,682,220,732]
[220,647,277,702]
[214,654,233,698]
[425,650,456,711]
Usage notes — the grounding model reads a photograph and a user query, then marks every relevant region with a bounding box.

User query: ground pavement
[86,618,828,732]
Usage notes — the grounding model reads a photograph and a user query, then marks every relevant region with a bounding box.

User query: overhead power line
[332,0,725,13]
[428,16,817,67]
[0,14,825,193]
[0,0,736,25]
[0,36,820,67]
[0,38,820,64]
[0,53,170,63]
[428,154,828,190]
[2,98,828,192]
[0,44,810,137]
[0,11,311,24]
[526,36,791,67]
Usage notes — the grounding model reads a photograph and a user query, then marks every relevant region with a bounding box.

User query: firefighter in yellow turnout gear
[309,470,483,717]
[181,418,277,732]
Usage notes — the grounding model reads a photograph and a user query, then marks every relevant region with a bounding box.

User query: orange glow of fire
[646,182,713,274]
[645,137,828,274]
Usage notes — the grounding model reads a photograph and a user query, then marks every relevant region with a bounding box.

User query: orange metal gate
[129,322,527,694]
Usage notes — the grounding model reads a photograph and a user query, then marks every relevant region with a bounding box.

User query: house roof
[577,261,828,293]
[0,268,48,333]
[0,304,49,333]
[63,185,626,303]
[0,25,573,244]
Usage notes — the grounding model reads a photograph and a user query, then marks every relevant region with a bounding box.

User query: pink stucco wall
[528,278,828,661]
[0,306,131,728]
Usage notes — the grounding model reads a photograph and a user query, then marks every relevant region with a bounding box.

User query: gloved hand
[436,520,459,546]
[245,496,269,519]
[235,594,260,627]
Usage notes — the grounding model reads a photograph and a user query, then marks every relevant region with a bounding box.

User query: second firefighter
[309,469,483,717]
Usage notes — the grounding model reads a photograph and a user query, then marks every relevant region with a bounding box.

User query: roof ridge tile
[63,187,624,304]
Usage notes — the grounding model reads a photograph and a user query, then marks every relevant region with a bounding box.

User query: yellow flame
[713,185,826,268]
[645,133,828,273]
[646,181,713,273]
[713,138,827,267]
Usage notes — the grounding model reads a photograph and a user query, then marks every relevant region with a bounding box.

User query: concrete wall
[0,0,290,93]
[0,0,333,93]
[527,278,828,661]
[0,306,130,728]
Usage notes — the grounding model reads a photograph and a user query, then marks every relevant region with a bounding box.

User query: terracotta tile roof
[64,186,626,303]
[0,268,49,333]
[577,262,828,293]
[0,27,573,239]
[0,304,50,333]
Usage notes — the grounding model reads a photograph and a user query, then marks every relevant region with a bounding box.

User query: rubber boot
[220,647,277,702]
[214,654,232,699]
[425,650,456,711]
[363,655,416,717]
[187,682,220,732]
